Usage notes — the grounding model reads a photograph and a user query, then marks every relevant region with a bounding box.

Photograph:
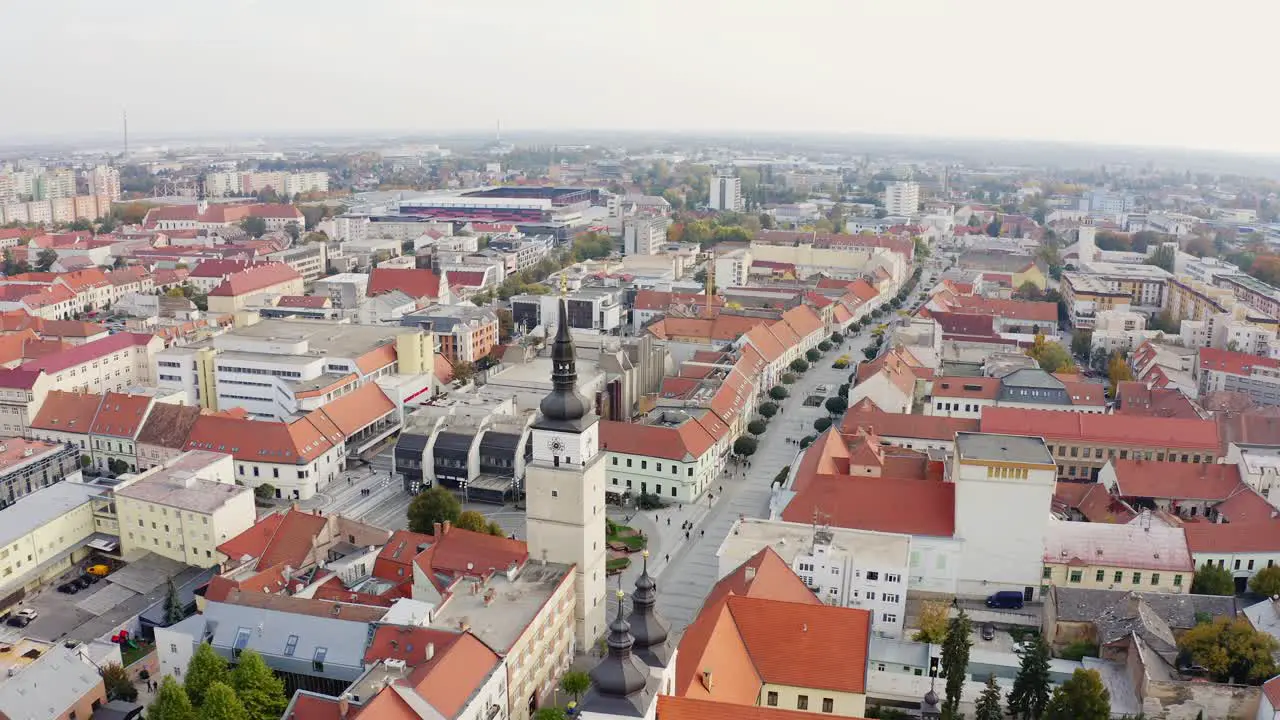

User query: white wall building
[884,181,921,217]
[623,215,670,256]
[708,174,743,212]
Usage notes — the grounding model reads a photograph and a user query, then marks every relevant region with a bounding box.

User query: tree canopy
[1026,334,1075,374]
[1190,561,1235,595]
[1008,634,1052,719]
[230,649,288,720]
[200,681,250,720]
[184,642,229,707]
[1250,565,1280,597]
[940,610,972,720]
[911,601,949,644]
[1178,617,1279,684]
[148,677,196,720]
[407,486,462,534]
[1044,669,1110,720]
[974,675,1004,720]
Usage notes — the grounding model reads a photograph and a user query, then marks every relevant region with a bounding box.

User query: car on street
[1013,639,1036,655]
[57,583,78,594]
[7,609,37,626]
[981,622,995,641]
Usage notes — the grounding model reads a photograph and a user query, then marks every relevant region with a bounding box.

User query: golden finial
[559,270,568,297]
[642,549,650,559]
[616,589,625,600]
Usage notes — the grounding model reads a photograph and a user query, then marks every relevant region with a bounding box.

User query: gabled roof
[980,407,1219,451]
[1110,460,1243,502]
[1184,521,1280,554]
[89,391,152,439]
[445,271,487,288]
[1115,382,1201,419]
[258,508,328,569]
[216,512,286,563]
[184,414,337,464]
[21,332,156,375]
[658,696,867,720]
[411,521,528,596]
[29,390,102,434]
[599,418,718,462]
[208,262,301,297]
[841,397,978,441]
[136,403,204,449]
[311,383,396,437]
[367,268,444,301]
[276,295,331,309]
[1199,346,1280,376]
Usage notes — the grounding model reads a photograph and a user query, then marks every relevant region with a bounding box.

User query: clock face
[548,438,566,454]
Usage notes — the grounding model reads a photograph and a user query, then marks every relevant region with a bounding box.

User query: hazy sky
[4,0,1276,154]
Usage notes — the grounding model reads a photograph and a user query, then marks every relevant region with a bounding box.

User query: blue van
[986,591,1025,609]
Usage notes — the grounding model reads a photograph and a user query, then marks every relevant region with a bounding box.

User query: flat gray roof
[0,645,103,720]
[955,432,1053,465]
[214,319,419,358]
[431,561,571,653]
[0,481,100,548]
[114,451,250,514]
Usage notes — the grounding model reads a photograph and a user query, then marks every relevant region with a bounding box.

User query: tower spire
[627,550,671,659]
[537,298,591,423]
[588,581,649,698]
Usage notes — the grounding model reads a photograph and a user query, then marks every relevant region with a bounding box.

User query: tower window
[551,490,558,498]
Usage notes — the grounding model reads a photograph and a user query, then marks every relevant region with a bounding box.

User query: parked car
[985,590,1025,610]
[82,573,100,584]
[73,576,91,590]
[1013,640,1036,655]
[981,623,995,641]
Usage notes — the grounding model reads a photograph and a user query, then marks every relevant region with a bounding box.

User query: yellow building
[0,480,101,602]
[205,263,305,313]
[1011,261,1048,291]
[1042,519,1193,594]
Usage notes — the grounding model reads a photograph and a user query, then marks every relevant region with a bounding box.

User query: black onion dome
[538,298,591,422]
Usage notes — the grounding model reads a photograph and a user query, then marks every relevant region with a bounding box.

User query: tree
[912,600,949,644]
[35,248,58,272]
[1107,352,1134,387]
[758,401,779,418]
[1071,331,1094,360]
[239,216,267,238]
[230,649,288,720]
[769,386,789,400]
[1146,244,1176,272]
[987,217,1002,237]
[1008,634,1052,719]
[183,642,229,707]
[940,610,972,720]
[200,681,250,720]
[806,348,821,362]
[1044,669,1110,720]
[533,709,568,720]
[407,487,462,534]
[164,575,185,625]
[1026,334,1075,374]
[1178,617,1279,683]
[747,419,767,435]
[1191,561,1235,595]
[789,358,809,373]
[560,670,591,703]
[253,484,275,503]
[486,521,507,537]
[496,308,514,342]
[1014,281,1043,301]
[452,360,476,384]
[148,677,196,720]
[975,674,1004,720]
[831,332,844,344]
[813,417,832,433]
[303,231,328,244]
[1250,565,1280,597]
[283,221,301,242]
[102,662,139,702]
[733,436,758,457]
[824,396,848,415]
[781,372,797,384]
[455,510,490,533]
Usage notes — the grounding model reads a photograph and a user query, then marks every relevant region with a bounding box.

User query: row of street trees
[148,644,288,720]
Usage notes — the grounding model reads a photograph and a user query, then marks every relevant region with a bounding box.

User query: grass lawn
[606,557,632,573]
[606,521,648,551]
[122,640,153,667]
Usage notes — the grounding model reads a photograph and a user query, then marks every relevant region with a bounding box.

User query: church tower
[525,299,607,651]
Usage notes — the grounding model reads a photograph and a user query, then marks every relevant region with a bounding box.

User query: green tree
[758,401,779,418]
[1026,334,1075,374]
[102,662,138,702]
[1146,244,1176,272]
[453,360,476,384]
[35,248,58,272]
[455,510,489,533]
[789,358,809,373]
[1107,352,1134,387]
[1071,331,1093,360]
[184,643,229,707]
[486,521,507,537]
[148,677,197,720]
[253,484,275,503]
[1044,669,1110,720]
[940,610,972,720]
[975,674,1004,720]
[1191,561,1235,595]
[805,348,821,362]
[283,221,301,242]
[824,396,848,415]
[1008,634,1052,719]
[1178,617,1279,683]
[239,216,268,238]
[911,601,950,644]
[733,436,758,456]
[200,681,250,720]
[813,417,832,433]
[747,419,767,435]
[533,708,568,720]
[407,487,463,534]
[769,386,789,400]
[1251,565,1280,597]
[781,372,797,384]
[230,650,288,720]
[560,670,591,703]
[164,575,185,625]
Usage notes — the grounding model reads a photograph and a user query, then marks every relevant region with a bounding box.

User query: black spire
[538,298,591,423]
[627,550,670,650]
[589,587,649,697]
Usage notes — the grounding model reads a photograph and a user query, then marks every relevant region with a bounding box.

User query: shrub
[818,340,833,352]
[769,386,789,400]
[758,401,779,418]
[838,383,850,398]
[637,492,666,510]
[773,467,790,484]
[813,417,832,433]
[781,373,797,385]
[832,359,849,368]
[1057,641,1100,661]
[747,419,767,435]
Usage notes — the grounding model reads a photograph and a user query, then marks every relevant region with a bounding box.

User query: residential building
[842,397,978,453]
[1042,519,1193,594]
[676,548,871,717]
[114,451,255,567]
[312,272,369,309]
[623,215,671,256]
[90,165,121,201]
[1099,459,1264,521]
[87,390,154,473]
[21,332,163,395]
[401,305,500,364]
[716,521,911,639]
[1113,382,1202,419]
[952,251,1047,290]
[266,243,328,283]
[135,402,205,469]
[884,181,920,217]
[0,643,111,720]
[0,479,100,599]
[927,368,1106,418]
[367,267,452,306]
[708,174,743,212]
[599,411,725,505]
[1183,522,1280,593]
[980,407,1221,480]
[1043,585,1234,655]
[182,412,345,500]
[205,263,305,313]
[143,202,304,233]
[1090,308,1157,354]
[0,438,80,508]
[1197,347,1280,407]
[848,347,925,415]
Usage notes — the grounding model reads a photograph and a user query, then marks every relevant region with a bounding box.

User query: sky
[4,0,1278,154]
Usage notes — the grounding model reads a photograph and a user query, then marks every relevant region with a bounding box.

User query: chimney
[337,696,350,720]
[700,670,713,690]
[425,642,435,662]
[744,566,757,581]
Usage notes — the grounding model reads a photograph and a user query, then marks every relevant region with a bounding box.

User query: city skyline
[6,0,1279,155]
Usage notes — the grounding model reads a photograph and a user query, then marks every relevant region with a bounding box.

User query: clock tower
[525,299,607,652]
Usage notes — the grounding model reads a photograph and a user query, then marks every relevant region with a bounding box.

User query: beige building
[114,451,256,567]
[205,263,305,313]
[1042,519,1194,594]
[0,480,100,599]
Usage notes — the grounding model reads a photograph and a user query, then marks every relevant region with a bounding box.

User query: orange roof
[932,376,1001,400]
[216,513,286,563]
[259,509,329,569]
[208,262,301,297]
[367,268,444,301]
[185,414,338,464]
[778,305,824,340]
[277,295,331,309]
[658,696,867,720]
[56,268,109,292]
[1184,521,1280,554]
[1115,383,1201,419]
[1110,460,1243,501]
[600,418,718,461]
[841,397,979,441]
[373,530,434,582]
[404,632,501,716]
[311,383,395,437]
[784,473,954,536]
[30,390,103,433]
[355,344,397,375]
[89,391,152,438]
[1199,346,1280,376]
[742,325,786,363]
[411,522,528,596]
[633,290,724,311]
[980,408,1220,451]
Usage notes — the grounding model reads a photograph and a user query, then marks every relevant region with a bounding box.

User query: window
[1069,570,1082,583]
[233,627,251,658]
[611,457,617,465]
[766,692,778,707]
[1173,574,1183,587]
[656,463,662,472]
[883,613,897,623]
[1151,573,1160,586]
[1095,570,1105,582]
[1043,566,1052,580]
[284,635,299,657]
[1114,571,1123,583]
[866,592,875,600]
[797,695,809,711]
[313,647,327,672]
[1249,559,1256,570]
[885,573,898,582]
[822,698,835,714]
[641,461,647,470]
[1132,572,1142,584]
[626,459,632,467]
[866,571,879,581]
[1235,559,1242,570]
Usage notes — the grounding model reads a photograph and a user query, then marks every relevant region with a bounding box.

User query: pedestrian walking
[685,530,690,540]
[700,529,705,537]
[665,554,669,563]
[666,517,671,526]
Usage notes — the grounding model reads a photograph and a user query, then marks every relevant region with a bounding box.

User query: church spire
[589,586,649,697]
[538,298,591,423]
[627,550,671,652]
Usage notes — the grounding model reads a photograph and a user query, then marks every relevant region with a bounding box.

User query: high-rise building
[90,165,121,202]
[39,168,77,200]
[708,173,743,212]
[884,181,920,216]
[524,299,608,650]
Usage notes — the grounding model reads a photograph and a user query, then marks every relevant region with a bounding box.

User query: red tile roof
[1184,521,1280,554]
[411,522,528,596]
[373,530,435,583]
[187,258,259,278]
[725,595,871,693]
[658,696,867,720]
[1110,460,1243,502]
[367,268,445,301]
[311,383,395,437]
[1115,383,1201,419]
[258,508,329,569]
[208,262,301,297]
[841,397,978,441]
[980,407,1220,451]
[276,295,331,309]
[216,513,286,564]
[599,418,718,461]
[29,391,102,433]
[633,290,724,312]
[21,332,156,374]
[784,473,955,536]
[932,376,1001,400]
[445,271,487,288]
[184,414,338,464]
[1198,347,1280,376]
[89,392,152,438]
